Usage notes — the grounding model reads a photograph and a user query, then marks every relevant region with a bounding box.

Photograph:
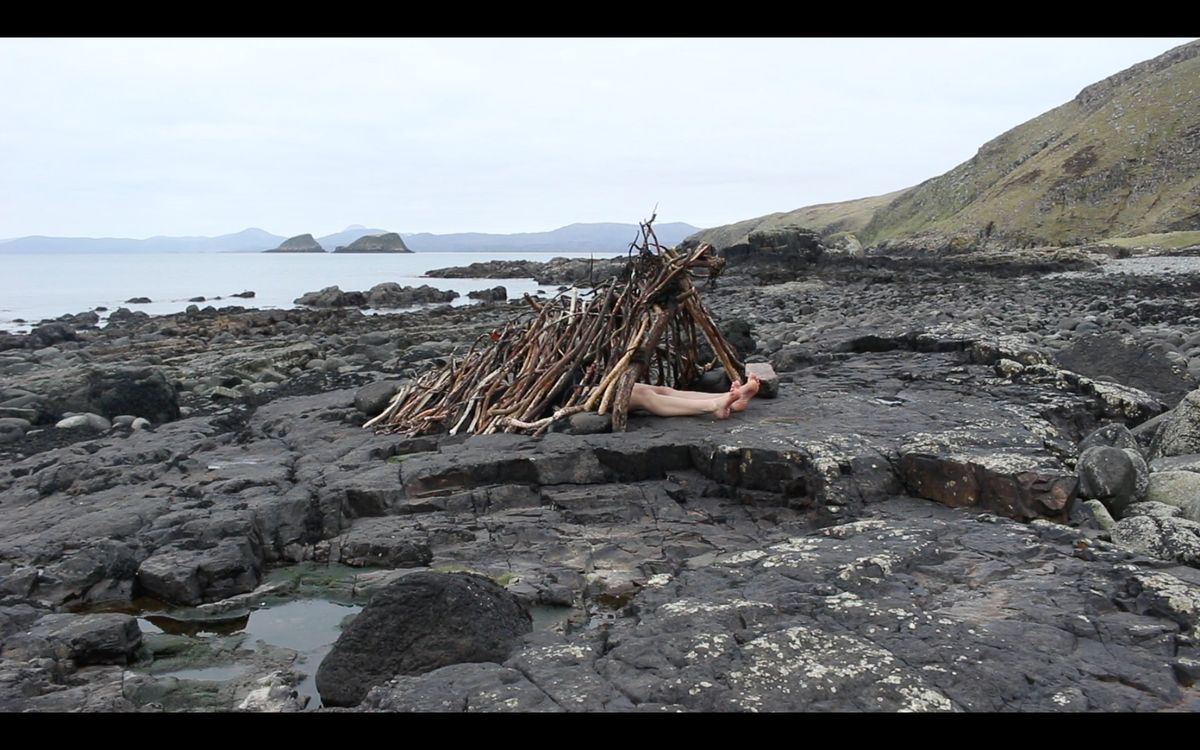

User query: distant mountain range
[0,222,701,255]
[0,228,282,254]
[690,39,1200,251]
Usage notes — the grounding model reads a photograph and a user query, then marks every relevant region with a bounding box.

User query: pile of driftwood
[366,220,745,436]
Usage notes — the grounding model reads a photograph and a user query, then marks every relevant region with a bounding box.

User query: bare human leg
[642,383,723,400]
[630,383,737,419]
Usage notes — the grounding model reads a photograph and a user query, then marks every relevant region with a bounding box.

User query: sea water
[0,250,613,332]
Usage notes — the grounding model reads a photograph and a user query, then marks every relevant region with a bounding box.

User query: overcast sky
[0,37,1194,239]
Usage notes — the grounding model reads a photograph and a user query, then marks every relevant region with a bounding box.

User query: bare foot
[731,374,761,412]
[712,390,737,419]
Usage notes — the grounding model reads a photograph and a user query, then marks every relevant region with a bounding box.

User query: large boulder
[34,366,179,423]
[1111,515,1200,565]
[105,307,149,325]
[28,322,76,349]
[354,380,406,417]
[294,286,367,308]
[1076,446,1148,518]
[1079,423,1143,456]
[86,367,179,423]
[366,283,459,309]
[1151,388,1200,459]
[315,572,531,707]
[135,540,262,606]
[467,286,508,303]
[1,613,142,666]
[1143,471,1200,522]
[1054,334,1197,407]
[0,417,30,444]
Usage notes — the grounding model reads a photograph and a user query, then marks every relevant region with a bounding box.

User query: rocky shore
[2,245,1200,712]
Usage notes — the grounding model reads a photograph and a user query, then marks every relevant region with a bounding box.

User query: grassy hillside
[692,39,1200,251]
[688,189,909,249]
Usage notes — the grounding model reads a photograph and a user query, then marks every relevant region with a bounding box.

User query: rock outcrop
[333,233,411,254]
[265,234,325,253]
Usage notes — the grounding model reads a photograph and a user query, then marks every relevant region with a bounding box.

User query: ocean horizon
[0,250,614,333]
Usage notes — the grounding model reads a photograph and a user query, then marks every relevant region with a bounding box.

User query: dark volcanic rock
[124,297,152,304]
[0,417,30,443]
[5,252,1200,712]
[1144,471,1200,521]
[532,257,628,286]
[294,286,368,308]
[896,451,1076,522]
[25,365,179,423]
[1076,446,1148,518]
[135,539,262,606]
[424,257,628,287]
[366,283,459,309]
[0,332,24,352]
[468,286,508,303]
[329,517,433,568]
[315,572,531,707]
[1111,515,1200,565]
[28,323,77,349]
[427,260,540,279]
[354,380,405,417]
[359,662,561,712]
[1151,388,1200,459]
[105,307,148,324]
[1054,333,1198,407]
[362,499,1200,712]
[721,225,824,282]
[3,613,142,666]
[1079,423,1144,456]
[84,366,180,423]
[720,317,756,357]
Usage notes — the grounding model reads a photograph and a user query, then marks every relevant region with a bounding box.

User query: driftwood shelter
[366,220,746,437]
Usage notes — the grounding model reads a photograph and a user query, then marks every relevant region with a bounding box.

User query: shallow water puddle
[132,561,576,710]
[158,664,250,682]
[244,598,362,710]
[136,597,362,711]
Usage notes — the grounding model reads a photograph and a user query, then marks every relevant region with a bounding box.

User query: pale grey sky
[0,37,1193,239]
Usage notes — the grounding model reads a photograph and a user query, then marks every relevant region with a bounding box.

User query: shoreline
[2,248,1200,712]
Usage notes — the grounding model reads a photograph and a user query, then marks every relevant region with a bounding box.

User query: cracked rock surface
[2,254,1200,711]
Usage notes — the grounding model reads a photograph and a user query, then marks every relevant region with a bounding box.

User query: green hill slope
[688,190,909,250]
[691,39,1200,251]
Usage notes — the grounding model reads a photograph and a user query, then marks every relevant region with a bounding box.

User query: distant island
[332,232,411,254]
[264,234,325,253]
[0,222,702,255]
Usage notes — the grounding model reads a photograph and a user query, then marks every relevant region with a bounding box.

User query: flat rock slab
[400,351,1091,521]
[2,612,141,665]
[360,498,1200,712]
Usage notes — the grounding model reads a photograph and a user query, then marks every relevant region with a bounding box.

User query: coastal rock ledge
[2,251,1200,712]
